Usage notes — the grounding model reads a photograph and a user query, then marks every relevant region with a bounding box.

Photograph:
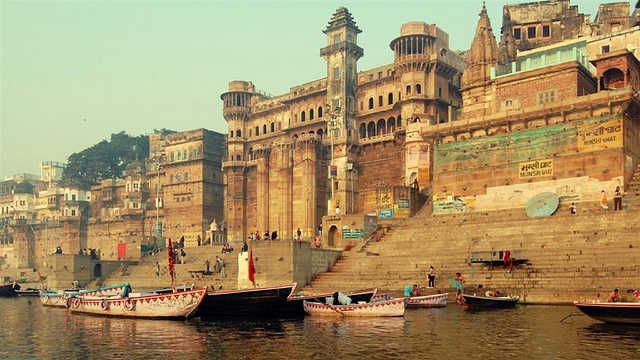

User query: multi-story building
[221,1,640,242]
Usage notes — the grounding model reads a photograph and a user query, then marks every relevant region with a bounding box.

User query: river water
[2,297,640,359]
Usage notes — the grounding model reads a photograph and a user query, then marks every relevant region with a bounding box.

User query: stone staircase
[94,245,240,292]
[306,167,640,304]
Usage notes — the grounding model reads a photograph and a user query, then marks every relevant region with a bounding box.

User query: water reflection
[4,299,640,359]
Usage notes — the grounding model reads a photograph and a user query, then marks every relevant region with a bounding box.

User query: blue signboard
[379,208,393,219]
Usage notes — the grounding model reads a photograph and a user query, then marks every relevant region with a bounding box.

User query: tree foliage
[60,131,150,187]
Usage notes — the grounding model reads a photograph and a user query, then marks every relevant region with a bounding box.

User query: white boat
[303,297,406,317]
[40,282,132,308]
[67,286,207,319]
[407,293,449,308]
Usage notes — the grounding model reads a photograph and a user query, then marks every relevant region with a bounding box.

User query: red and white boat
[68,286,207,319]
[303,297,406,317]
[407,293,449,308]
[41,282,132,308]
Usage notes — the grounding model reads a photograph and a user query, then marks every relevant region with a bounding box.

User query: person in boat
[608,288,622,302]
[456,289,466,306]
[412,284,421,296]
[486,290,501,298]
[404,285,413,297]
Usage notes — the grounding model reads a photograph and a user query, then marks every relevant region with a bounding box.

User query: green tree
[60,131,150,187]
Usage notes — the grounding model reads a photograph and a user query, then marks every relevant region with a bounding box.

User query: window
[71,209,76,216]
[611,22,620,32]
[368,74,373,81]
[388,93,394,105]
[235,130,241,138]
[333,66,340,79]
[536,89,558,104]
[184,173,188,181]
[514,28,521,40]
[542,25,550,37]
[132,182,140,192]
[170,152,174,162]
[310,109,314,120]
[318,107,323,118]
[177,151,181,161]
[416,84,422,94]
[176,174,181,182]
[263,124,267,134]
[602,45,610,53]
[301,111,306,122]
[438,86,442,98]
[378,96,383,107]
[406,85,411,95]
[378,71,382,79]
[368,98,374,109]
[192,148,198,158]
[527,27,536,39]
[183,149,188,160]
[270,122,275,132]
[409,147,417,161]
[333,34,341,44]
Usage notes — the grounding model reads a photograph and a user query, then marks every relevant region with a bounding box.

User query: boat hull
[462,294,519,307]
[68,286,207,319]
[573,301,640,324]
[407,293,449,308]
[0,283,20,297]
[280,289,377,316]
[195,283,297,317]
[40,282,132,308]
[303,298,407,317]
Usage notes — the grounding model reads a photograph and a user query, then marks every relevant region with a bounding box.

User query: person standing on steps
[428,266,435,288]
[614,186,623,211]
[154,262,160,276]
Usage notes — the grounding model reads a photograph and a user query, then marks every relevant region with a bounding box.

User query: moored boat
[573,301,640,324]
[462,293,519,308]
[303,297,407,317]
[194,283,298,318]
[67,286,207,319]
[0,282,20,297]
[407,293,449,308]
[279,289,377,316]
[41,282,132,308]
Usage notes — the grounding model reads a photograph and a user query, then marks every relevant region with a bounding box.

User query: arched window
[318,106,323,118]
[388,92,394,105]
[377,119,386,135]
[360,101,363,111]
[255,126,260,136]
[310,109,315,120]
[236,129,241,138]
[378,95,383,107]
[368,97,374,109]
[270,122,275,132]
[387,117,396,133]
[301,111,306,122]
[263,124,267,134]
[367,121,376,137]
[317,128,324,139]
[438,86,442,98]
[406,85,411,95]
[230,131,234,138]
[359,123,367,138]
[416,84,422,94]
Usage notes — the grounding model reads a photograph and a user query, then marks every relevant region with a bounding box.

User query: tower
[320,7,363,214]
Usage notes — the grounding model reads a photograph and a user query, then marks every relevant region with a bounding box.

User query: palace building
[221,1,640,243]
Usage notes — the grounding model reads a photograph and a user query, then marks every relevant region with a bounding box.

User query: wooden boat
[573,301,640,324]
[407,293,450,308]
[16,287,41,297]
[41,282,132,308]
[462,293,519,308]
[68,286,207,319]
[194,283,298,318]
[279,289,378,316]
[0,282,20,297]
[303,297,407,317]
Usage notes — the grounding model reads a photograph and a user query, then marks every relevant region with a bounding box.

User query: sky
[0,0,610,177]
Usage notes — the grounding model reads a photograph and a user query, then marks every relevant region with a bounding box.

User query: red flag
[248,246,256,288]
[167,238,175,288]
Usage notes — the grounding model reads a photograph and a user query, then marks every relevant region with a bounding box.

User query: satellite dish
[525,192,559,217]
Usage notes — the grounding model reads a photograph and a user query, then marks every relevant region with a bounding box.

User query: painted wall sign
[577,119,622,151]
[342,228,364,239]
[379,208,393,219]
[519,159,553,178]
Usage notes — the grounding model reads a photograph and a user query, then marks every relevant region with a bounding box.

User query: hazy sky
[1,0,608,177]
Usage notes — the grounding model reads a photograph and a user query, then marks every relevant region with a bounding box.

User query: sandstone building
[221,1,640,244]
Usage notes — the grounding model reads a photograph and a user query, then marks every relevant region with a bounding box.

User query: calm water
[2,297,640,359]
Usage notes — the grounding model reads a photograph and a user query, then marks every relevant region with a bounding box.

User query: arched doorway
[328,225,339,248]
[93,263,102,278]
